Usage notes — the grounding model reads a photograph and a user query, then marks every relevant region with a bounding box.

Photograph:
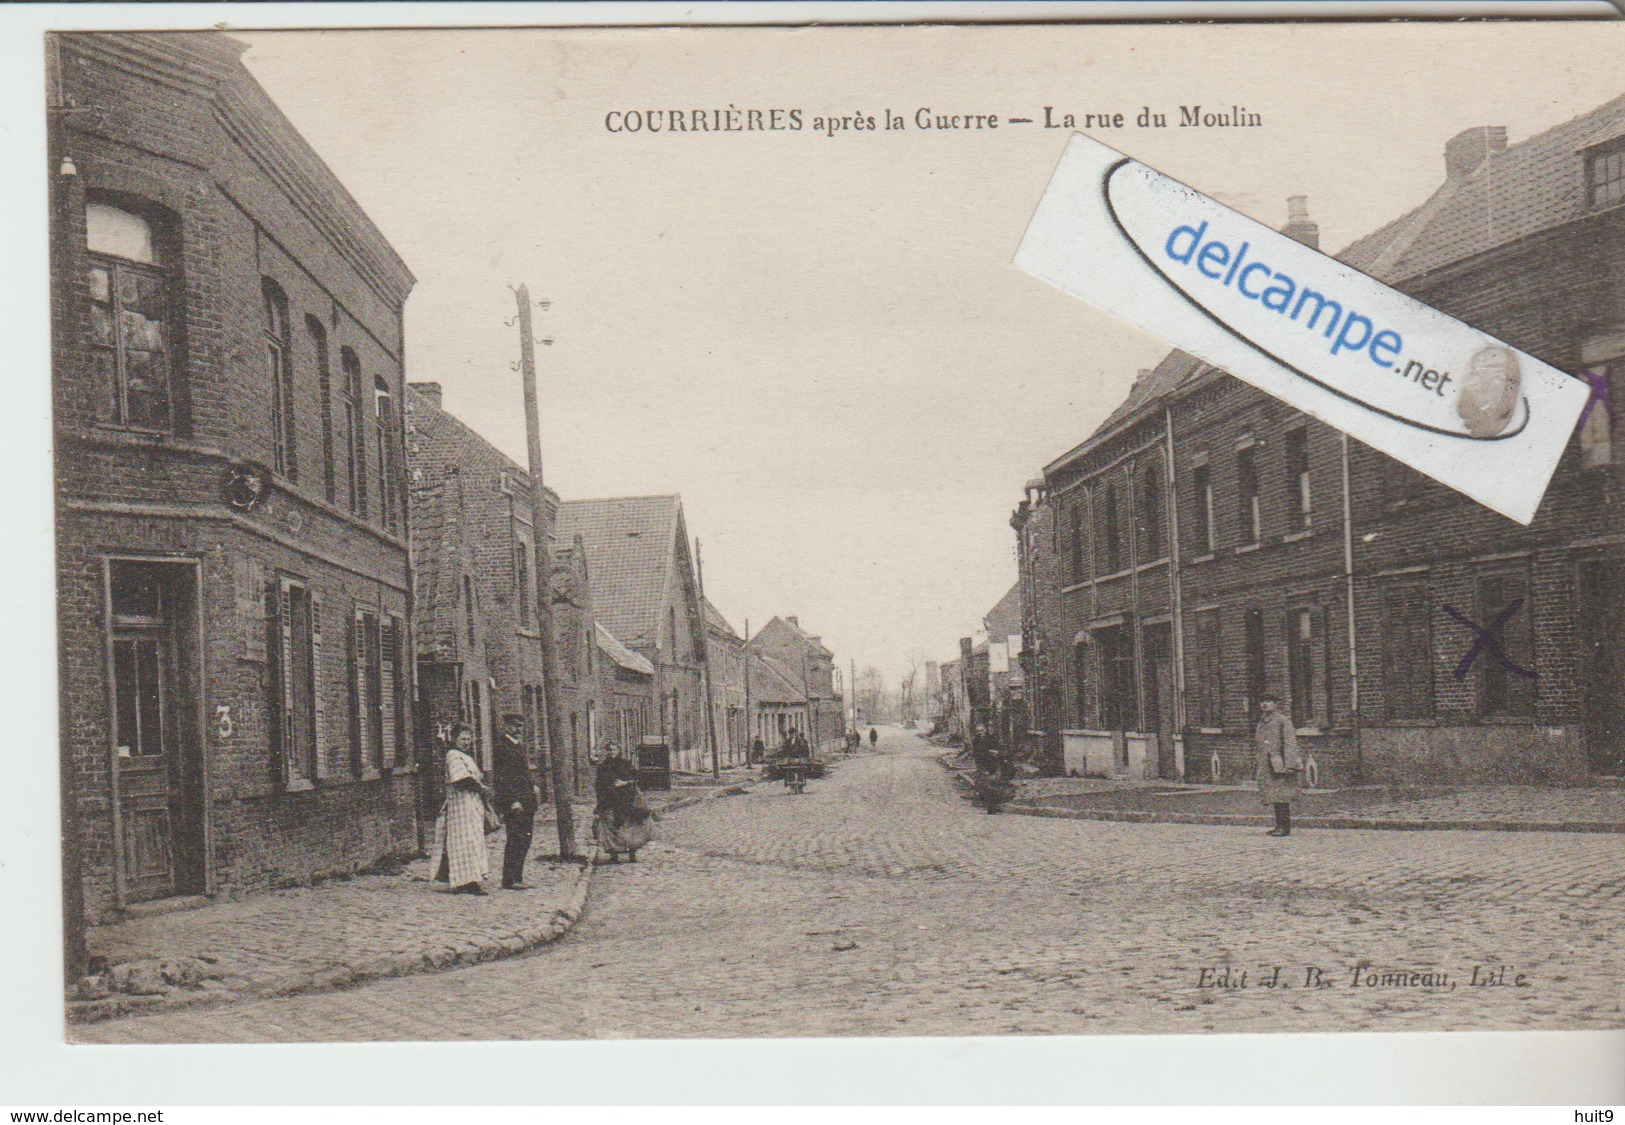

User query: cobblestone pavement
[74,818,592,1024]
[78,729,1624,1043]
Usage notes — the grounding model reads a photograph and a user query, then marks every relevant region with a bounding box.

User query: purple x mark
[1576,366,1613,431]
[1443,600,1536,681]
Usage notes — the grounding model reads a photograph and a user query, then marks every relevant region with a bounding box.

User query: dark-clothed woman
[1254,694,1303,837]
[593,743,651,862]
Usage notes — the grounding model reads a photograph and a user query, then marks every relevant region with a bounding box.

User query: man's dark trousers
[493,729,540,888]
[503,803,535,887]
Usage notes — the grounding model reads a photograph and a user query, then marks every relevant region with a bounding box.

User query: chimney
[410,381,443,409]
[786,616,799,628]
[1281,195,1320,250]
[1444,126,1507,180]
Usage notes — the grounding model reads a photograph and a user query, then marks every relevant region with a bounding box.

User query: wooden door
[110,562,201,904]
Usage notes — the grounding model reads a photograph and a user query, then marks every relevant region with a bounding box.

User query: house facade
[748,615,844,753]
[555,496,709,772]
[52,32,419,925]
[597,623,656,754]
[703,599,749,767]
[1014,103,1625,787]
[405,382,605,806]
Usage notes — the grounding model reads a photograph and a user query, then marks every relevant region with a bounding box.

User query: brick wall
[53,32,418,923]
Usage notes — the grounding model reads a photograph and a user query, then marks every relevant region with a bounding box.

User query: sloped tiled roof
[748,651,806,704]
[983,583,1023,640]
[1342,95,1625,284]
[1048,95,1625,471]
[554,495,683,649]
[596,622,654,676]
[702,597,740,640]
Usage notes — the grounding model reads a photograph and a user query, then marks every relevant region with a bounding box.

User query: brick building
[980,584,1026,752]
[703,598,749,767]
[747,650,810,746]
[596,623,656,753]
[748,615,844,753]
[51,32,419,924]
[405,382,604,807]
[1014,101,1625,787]
[555,496,709,772]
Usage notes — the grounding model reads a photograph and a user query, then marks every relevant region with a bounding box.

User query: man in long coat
[492,714,540,889]
[1254,693,1303,837]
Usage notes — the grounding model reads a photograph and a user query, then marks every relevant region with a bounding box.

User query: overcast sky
[237,22,1621,686]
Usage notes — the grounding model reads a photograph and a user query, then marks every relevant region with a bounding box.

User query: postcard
[35,17,1624,1065]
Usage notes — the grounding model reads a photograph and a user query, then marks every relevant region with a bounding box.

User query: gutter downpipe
[1340,431,1363,782]
[1165,407,1186,780]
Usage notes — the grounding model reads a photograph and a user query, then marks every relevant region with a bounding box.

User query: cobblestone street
[78,729,1625,1043]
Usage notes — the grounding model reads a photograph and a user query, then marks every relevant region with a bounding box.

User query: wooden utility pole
[695,538,721,779]
[514,284,575,859]
[742,618,752,758]
[850,657,857,729]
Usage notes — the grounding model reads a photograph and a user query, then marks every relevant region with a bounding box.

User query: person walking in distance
[493,714,540,890]
[869,727,878,749]
[431,723,492,895]
[1255,693,1303,837]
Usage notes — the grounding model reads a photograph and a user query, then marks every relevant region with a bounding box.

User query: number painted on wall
[215,704,233,740]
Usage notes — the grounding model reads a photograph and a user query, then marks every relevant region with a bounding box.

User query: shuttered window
[1476,571,1536,718]
[271,576,317,789]
[1381,583,1434,720]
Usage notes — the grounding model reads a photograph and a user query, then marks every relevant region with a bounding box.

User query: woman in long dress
[432,723,491,894]
[593,743,651,862]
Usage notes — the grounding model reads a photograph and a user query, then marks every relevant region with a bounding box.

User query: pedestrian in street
[1255,693,1303,837]
[431,723,492,895]
[593,742,652,863]
[492,714,540,890]
[751,734,765,764]
[869,727,878,749]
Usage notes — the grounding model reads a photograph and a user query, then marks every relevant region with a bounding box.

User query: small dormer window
[1588,137,1625,209]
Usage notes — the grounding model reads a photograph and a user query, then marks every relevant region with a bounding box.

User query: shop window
[86,200,177,432]
[1381,582,1435,720]
[263,280,296,480]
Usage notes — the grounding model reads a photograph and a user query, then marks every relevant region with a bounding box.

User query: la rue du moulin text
[603,105,1263,137]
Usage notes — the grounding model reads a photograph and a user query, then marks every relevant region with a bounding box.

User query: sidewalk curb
[1000,802,1625,834]
[67,851,599,1026]
[935,753,1625,835]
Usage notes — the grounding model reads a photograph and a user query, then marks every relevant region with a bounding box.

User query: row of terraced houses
[1006,100,1625,790]
[51,31,843,937]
